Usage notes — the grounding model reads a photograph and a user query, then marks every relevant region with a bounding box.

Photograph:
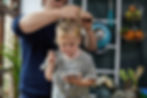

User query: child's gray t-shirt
[41,50,97,98]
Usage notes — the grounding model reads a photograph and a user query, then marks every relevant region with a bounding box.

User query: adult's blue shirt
[12,16,57,96]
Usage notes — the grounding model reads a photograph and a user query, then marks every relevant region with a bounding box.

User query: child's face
[57,33,81,57]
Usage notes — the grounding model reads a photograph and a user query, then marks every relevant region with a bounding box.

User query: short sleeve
[84,56,97,79]
[12,16,47,38]
[12,16,26,37]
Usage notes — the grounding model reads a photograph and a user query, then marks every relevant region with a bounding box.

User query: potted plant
[112,66,144,98]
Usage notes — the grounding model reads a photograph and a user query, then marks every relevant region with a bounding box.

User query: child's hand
[64,75,82,84]
[48,51,56,66]
[44,51,56,81]
[64,75,96,87]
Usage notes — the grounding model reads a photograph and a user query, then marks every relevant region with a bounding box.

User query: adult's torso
[19,23,57,95]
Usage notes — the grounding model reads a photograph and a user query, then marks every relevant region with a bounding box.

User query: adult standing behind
[12,0,96,98]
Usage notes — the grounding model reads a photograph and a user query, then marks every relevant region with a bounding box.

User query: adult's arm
[81,11,97,51]
[20,9,60,34]
[85,30,97,51]
[20,5,80,34]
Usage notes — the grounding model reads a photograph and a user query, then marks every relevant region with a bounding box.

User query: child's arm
[64,76,96,87]
[73,78,96,87]
[71,55,97,87]
[44,51,56,81]
[45,62,55,81]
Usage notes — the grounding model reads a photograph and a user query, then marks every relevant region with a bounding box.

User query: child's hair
[56,19,81,38]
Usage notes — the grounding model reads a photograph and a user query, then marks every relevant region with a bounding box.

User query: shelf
[96,44,115,54]
[106,44,116,50]
[94,19,116,24]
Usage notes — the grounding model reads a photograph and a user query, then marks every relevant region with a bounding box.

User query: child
[42,20,97,98]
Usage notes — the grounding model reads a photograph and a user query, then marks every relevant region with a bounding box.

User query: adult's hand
[80,11,97,51]
[81,11,93,31]
[20,5,81,34]
[60,5,81,20]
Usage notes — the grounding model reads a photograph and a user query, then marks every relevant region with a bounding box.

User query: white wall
[21,0,43,15]
[3,15,16,98]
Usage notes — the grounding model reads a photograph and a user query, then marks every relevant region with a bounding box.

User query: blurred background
[0,0,147,98]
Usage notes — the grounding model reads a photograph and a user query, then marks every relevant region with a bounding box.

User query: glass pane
[73,0,82,6]
[88,0,108,18]
[87,0,116,19]
[93,50,115,69]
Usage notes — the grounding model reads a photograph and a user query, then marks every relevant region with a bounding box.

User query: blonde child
[42,20,97,98]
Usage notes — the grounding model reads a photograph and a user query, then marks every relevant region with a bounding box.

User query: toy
[96,75,114,88]
[125,5,142,22]
[123,30,135,41]
[123,29,144,42]
[93,23,112,50]
[94,76,114,98]
[108,0,114,27]
[122,4,144,42]
[135,30,144,41]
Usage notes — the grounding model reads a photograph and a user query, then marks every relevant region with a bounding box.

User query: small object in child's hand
[63,72,82,83]
[66,75,81,79]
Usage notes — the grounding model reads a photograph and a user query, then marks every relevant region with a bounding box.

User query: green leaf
[120,69,128,82]
[128,69,138,86]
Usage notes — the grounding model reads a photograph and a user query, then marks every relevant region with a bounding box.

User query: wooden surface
[0,16,4,64]
[0,1,4,68]
[0,1,4,97]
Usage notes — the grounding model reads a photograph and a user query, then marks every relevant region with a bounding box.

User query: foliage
[120,66,144,88]
[0,40,21,98]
